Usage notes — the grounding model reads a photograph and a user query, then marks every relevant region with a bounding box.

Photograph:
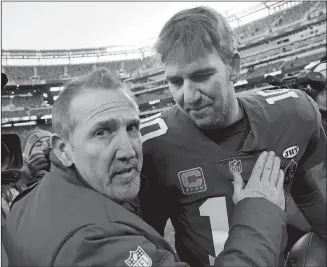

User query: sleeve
[53,222,189,267]
[215,198,287,267]
[291,97,327,243]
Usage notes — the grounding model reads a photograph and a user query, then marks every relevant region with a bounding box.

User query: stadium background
[1,1,326,249]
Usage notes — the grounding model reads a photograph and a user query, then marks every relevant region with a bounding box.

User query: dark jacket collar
[12,151,141,215]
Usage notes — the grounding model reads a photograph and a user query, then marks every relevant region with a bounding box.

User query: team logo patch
[284,159,297,184]
[282,146,299,159]
[178,167,207,194]
[229,159,242,174]
[125,246,152,267]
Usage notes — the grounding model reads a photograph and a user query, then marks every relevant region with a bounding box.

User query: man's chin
[110,175,140,202]
[190,115,215,129]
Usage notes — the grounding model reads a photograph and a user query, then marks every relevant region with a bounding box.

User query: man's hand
[26,151,50,176]
[232,151,285,211]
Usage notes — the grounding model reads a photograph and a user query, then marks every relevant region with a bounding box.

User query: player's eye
[169,78,183,86]
[192,73,213,82]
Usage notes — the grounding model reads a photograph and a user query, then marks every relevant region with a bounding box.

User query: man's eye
[95,129,110,136]
[169,79,183,86]
[192,73,212,82]
[128,123,140,132]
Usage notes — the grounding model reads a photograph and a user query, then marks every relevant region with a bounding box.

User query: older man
[4,68,287,266]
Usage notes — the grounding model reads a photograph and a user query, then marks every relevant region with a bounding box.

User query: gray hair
[52,67,138,141]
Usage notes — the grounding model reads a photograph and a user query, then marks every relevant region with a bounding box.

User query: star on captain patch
[229,159,242,174]
[125,246,152,267]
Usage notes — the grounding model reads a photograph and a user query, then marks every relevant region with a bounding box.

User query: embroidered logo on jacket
[228,159,242,174]
[178,167,207,194]
[125,246,152,267]
[282,146,299,159]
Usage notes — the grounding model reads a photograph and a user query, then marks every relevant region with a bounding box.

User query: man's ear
[229,53,241,83]
[50,134,73,167]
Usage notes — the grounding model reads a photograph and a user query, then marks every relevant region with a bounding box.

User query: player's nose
[183,80,201,105]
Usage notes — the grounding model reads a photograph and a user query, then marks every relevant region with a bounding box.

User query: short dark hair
[52,67,138,141]
[155,6,237,64]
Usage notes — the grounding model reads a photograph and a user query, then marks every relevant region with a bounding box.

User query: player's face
[165,50,233,129]
[66,89,143,202]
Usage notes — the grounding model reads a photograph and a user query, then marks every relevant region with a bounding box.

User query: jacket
[3,156,287,266]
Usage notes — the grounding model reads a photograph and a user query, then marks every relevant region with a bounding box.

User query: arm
[53,222,188,267]
[291,119,326,242]
[215,198,287,267]
[54,203,286,267]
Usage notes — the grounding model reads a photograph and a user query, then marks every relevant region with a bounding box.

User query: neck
[225,95,244,127]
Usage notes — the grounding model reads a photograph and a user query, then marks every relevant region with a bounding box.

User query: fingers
[261,151,275,183]
[27,154,49,173]
[36,162,49,169]
[232,172,245,204]
[248,151,268,185]
[269,156,281,187]
[28,151,45,161]
[276,169,285,191]
[29,154,48,165]
[232,172,244,196]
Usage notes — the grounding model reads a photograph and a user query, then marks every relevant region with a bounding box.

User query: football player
[139,6,326,267]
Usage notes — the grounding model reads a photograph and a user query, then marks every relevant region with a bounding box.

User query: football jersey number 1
[199,197,229,266]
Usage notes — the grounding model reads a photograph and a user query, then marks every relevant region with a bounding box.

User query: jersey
[139,88,326,267]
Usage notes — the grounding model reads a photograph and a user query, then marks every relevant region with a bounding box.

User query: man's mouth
[112,167,137,182]
[189,105,210,114]
[114,167,135,175]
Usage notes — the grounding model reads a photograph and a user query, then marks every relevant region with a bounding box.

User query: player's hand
[26,151,50,175]
[232,151,285,211]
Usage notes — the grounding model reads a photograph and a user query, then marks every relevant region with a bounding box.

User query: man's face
[165,50,233,129]
[66,89,143,202]
[30,137,50,155]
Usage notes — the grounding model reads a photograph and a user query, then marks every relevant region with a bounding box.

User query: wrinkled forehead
[71,89,139,127]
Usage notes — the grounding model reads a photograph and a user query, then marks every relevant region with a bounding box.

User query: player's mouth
[189,105,211,116]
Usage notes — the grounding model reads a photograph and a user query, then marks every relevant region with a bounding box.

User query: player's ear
[50,134,73,167]
[229,53,241,83]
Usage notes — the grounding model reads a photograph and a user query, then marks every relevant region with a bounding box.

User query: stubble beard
[109,174,141,203]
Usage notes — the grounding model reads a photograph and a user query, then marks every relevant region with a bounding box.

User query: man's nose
[183,79,200,105]
[41,141,49,151]
[115,130,136,161]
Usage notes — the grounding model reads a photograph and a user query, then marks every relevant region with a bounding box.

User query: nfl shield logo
[229,159,242,174]
[125,246,152,267]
